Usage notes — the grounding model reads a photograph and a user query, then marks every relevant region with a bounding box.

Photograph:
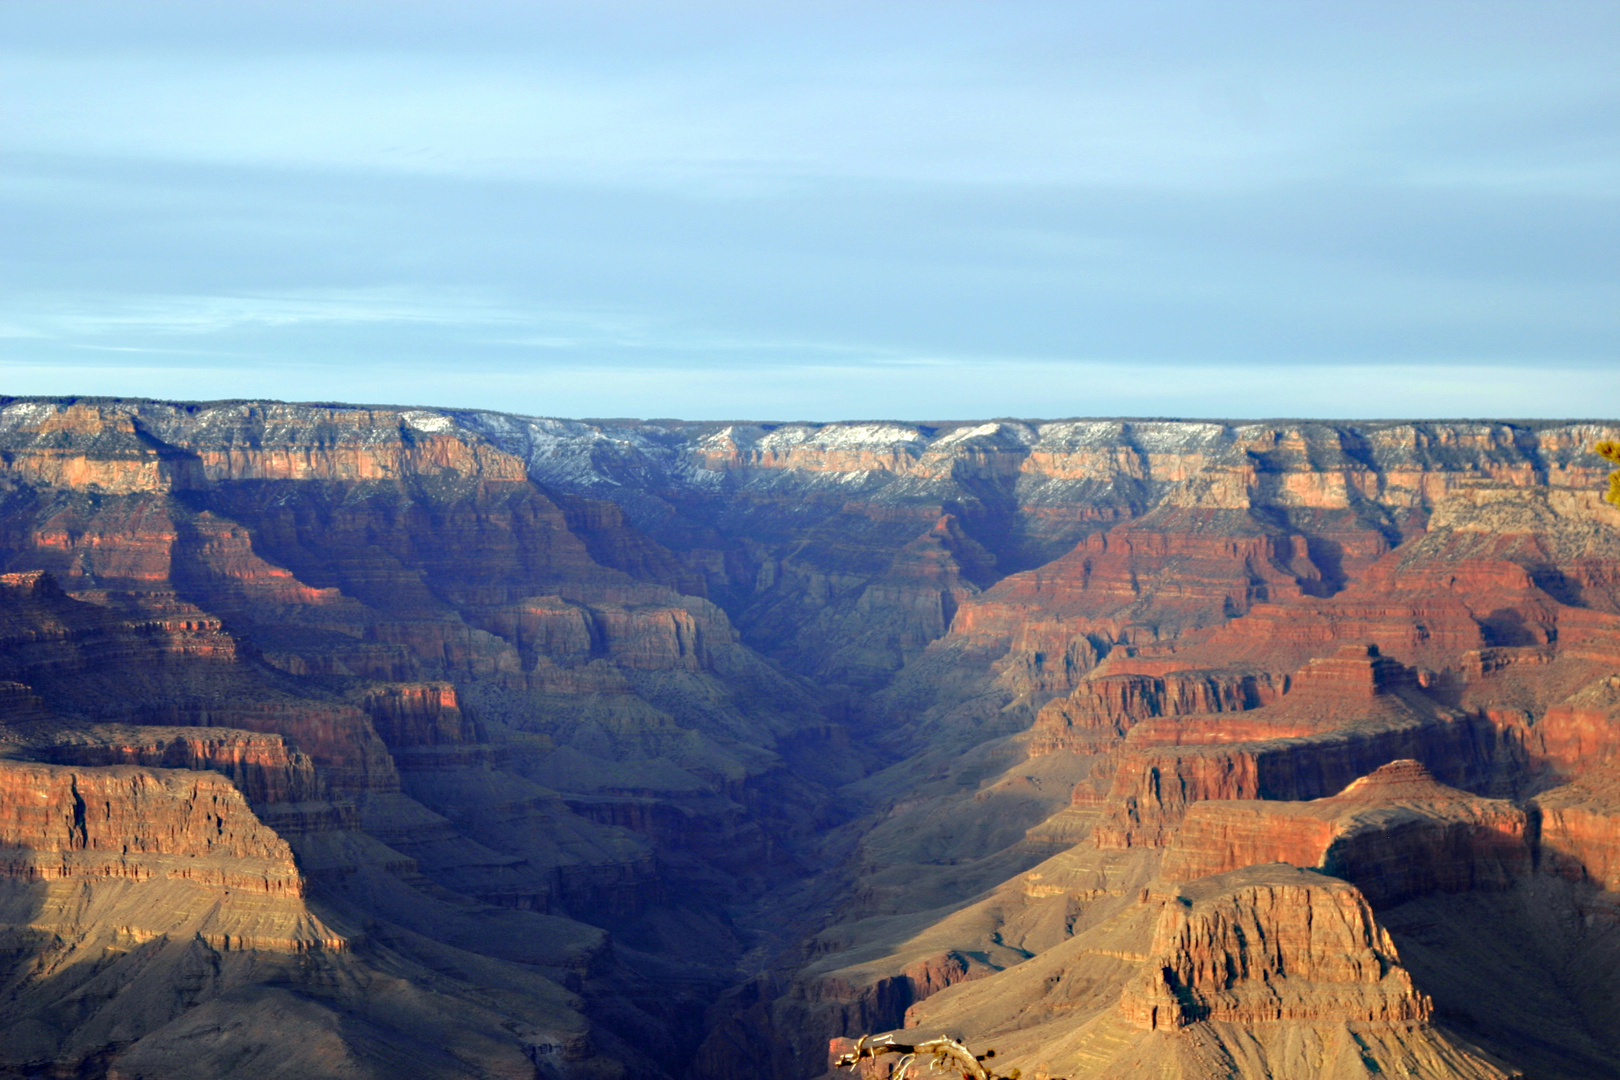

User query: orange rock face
[38,725,320,804]
[1121,867,1430,1030]
[1532,765,1620,891]
[1030,668,1284,753]
[0,759,302,896]
[359,682,477,748]
[1086,647,1500,849]
[1162,761,1531,906]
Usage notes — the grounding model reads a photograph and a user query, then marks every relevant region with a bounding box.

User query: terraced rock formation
[0,398,1617,1078]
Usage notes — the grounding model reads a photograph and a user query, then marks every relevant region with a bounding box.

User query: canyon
[0,399,1617,1078]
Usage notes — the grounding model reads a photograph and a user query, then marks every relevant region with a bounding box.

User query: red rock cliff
[1121,866,1430,1030]
[1162,761,1532,906]
[0,759,302,896]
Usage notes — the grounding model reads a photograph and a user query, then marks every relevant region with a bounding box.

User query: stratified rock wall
[1162,761,1532,906]
[0,759,301,894]
[38,725,321,804]
[1121,868,1430,1030]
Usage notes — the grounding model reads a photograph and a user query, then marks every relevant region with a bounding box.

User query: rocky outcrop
[0,759,304,897]
[0,756,603,1080]
[801,950,995,1039]
[890,858,1509,1080]
[359,682,478,749]
[37,724,321,804]
[784,463,1617,1079]
[1121,866,1430,1030]
[1526,673,1620,777]
[1162,761,1532,906]
[0,570,238,678]
[770,514,994,689]
[1532,766,1620,891]
[1031,668,1284,753]
[149,700,401,793]
[1091,648,1498,848]
[0,401,837,1078]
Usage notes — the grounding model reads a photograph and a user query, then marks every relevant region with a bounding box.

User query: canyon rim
[0,398,1618,1078]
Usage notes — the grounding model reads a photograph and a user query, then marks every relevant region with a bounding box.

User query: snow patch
[933,422,1039,447]
[934,422,1001,445]
[1037,420,1126,444]
[756,423,923,452]
[0,401,62,430]
[400,410,454,433]
[1126,422,1231,451]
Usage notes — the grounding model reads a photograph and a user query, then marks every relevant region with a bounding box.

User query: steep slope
[0,400,847,1078]
[899,865,1508,1080]
[725,438,1620,1080]
[0,758,615,1080]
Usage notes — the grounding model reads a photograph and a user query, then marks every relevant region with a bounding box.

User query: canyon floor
[0,399,1618,1079]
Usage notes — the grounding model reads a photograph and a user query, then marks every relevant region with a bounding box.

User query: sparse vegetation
[1598,440,1620,505]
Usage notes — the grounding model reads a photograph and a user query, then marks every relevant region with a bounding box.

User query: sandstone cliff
[1162,761,1532,906]
[899,865,1508,1080]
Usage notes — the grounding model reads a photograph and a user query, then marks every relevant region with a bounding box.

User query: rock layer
[1162,761,1532,906]
[0,759,304,897]
[1122,866,1431,1030]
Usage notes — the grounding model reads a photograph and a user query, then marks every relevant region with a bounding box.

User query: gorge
[0,398,1618,1079]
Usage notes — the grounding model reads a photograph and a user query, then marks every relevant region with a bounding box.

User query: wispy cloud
[0,1,1614,418]
[18,289,521,336]
[5,8,1614,196]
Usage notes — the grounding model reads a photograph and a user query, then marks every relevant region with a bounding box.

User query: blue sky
[2,1,1616,420]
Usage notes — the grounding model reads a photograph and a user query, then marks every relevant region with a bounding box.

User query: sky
[2,1,1617,421]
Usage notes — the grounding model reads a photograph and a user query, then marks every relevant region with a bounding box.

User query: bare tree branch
[832,1033,1066,1080]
